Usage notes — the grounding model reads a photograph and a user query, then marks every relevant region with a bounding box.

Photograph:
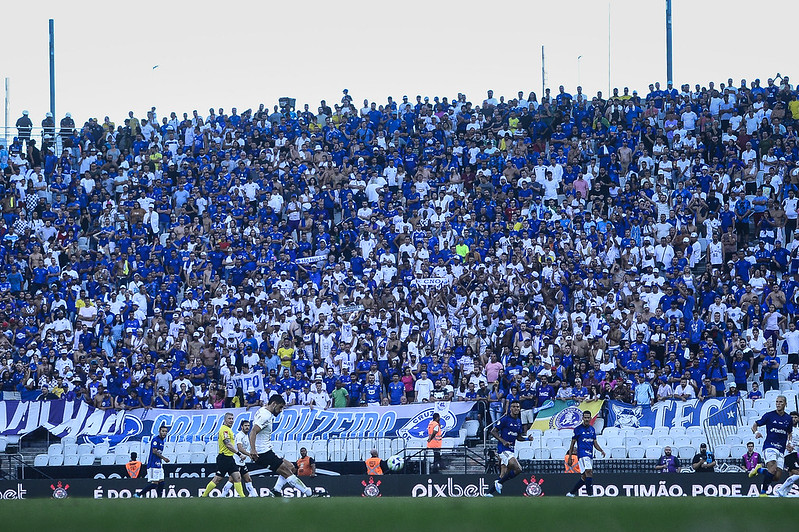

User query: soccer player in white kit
[249,394,317,497]
[221,420,259,497]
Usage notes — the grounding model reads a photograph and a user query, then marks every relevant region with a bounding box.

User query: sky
[2,0,797,132]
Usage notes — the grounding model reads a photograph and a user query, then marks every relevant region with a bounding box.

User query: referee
[201,412,247,498]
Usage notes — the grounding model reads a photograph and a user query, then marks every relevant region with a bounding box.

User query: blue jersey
[755,410,792,453]
[572,424,597,459]
[148,435,166,468]
[495,414,523,453]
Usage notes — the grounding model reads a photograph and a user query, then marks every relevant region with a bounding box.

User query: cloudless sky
[2,0,797,130]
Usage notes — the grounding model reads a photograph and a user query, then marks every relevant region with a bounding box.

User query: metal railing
[702,398,745,454]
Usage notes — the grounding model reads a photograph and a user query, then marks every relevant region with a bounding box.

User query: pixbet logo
[411,478,489,497]
[0,484,26,499]
[522,475,545,497]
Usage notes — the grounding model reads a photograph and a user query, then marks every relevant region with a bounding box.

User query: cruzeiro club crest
[50,481,69,499]
[522,475,545,497]
[362,477,381,497]
[610,404,644,428]
[396,402,457,440]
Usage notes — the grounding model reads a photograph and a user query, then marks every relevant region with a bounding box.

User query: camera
[706,452,714,462]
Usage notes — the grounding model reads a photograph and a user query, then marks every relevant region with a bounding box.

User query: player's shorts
[763,447,785,470]
[215,454,238,477]
[521,409,536,425]
[238,464,249,476]
[498,450,516,466]
[578,457,594,472]
[253,449,284,472]
[147,467,164,483]
[784,452,799,473]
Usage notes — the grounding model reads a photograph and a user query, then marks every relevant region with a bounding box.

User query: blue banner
[0,400,475,447]
[605,398,740,429]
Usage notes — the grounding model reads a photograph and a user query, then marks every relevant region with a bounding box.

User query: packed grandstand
[2,78,799,472]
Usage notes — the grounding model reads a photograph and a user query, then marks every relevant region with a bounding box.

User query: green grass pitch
[0,498,795,532]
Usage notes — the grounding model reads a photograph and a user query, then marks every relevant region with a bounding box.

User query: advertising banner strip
[605,398,740,429]
[0,400,475,446]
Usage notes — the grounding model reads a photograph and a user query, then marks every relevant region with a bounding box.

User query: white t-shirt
[252,407,275,453]
[234,430,251,466]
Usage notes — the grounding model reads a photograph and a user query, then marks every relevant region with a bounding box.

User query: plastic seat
[0,436,6,453]
[713,445,731,459]
[114,442,130,457]
[645,446,662,459]
[206,451,217,463]
[652,427,669,437]
[724,435,743,446]
[204,441,217,455]
[690,437,707,448]
[673,436,692,447]
[730,445,747,459]
[640,436,658,447]
[63,455,79,466]
[48,443,63,456]
[678,446,696,459]
[312,440,328,460]
[94,442,111,459]
[753,398,770,413]
[602,427,621,437]
[115,455,129,465]
[517,448,535,461]
[606,436,624,448]
[533,448,551,459]
[463,420,480,438]
[79,454,95,466]
[176,453,192,464]
[557,428,574,438]
[190,442,206,454]
[627,446,646,459]
[669,427,686,436]
[77,443,94,456]
[656,436,674,447]
[634,427,653,437]
[685,427,703,437]
[390,438,404,456]
[127,442,142,457]
[191,453,206,464]
[63,443,79,456]
[610,447,627,459]
[61,436,78,447]
[550,447,569,459]
[328,439,346,461]
[48,455,64,466]
[624,436,641,448]
[175,442,191,455]
[34,454,49,467]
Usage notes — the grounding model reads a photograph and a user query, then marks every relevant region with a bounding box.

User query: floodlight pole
[666,0,673,85]
[49,19,56,118]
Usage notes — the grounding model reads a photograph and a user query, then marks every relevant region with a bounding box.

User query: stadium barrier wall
[0,473,789,499]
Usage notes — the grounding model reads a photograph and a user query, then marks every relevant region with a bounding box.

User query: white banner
[225,372,266,397]
[295,255,327,265]
[412,277,448,288]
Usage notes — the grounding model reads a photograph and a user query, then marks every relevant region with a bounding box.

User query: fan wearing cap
[691,443,716,473]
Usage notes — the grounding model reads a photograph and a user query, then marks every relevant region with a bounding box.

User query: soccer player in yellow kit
[202,412,247,497]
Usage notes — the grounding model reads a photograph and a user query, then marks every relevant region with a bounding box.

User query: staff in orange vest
[296,446,316,477]
[427,412,443,473]
[564,453,581,474]
[364,449,383,475]
[126,452,142,479]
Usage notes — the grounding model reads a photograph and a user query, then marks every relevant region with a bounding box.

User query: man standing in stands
[427,412,443,473]
[654,446,679,473]
[125,452,142,479]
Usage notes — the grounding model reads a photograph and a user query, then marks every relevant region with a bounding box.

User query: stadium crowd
[2,78,799,421]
